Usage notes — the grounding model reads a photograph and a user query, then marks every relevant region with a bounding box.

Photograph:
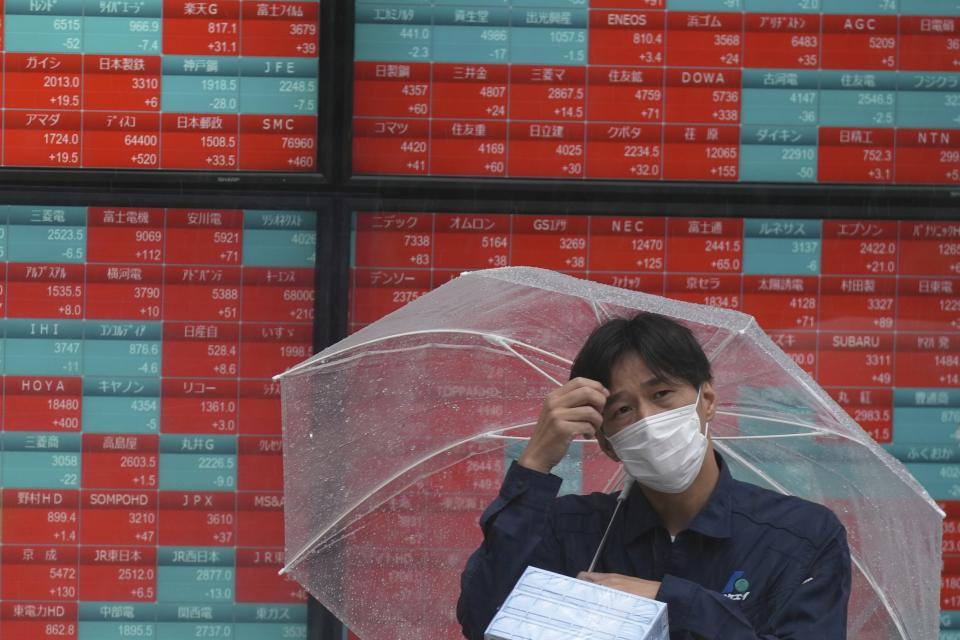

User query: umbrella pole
[588,480,634,573]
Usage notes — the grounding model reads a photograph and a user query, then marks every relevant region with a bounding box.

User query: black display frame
[344,191,960,222]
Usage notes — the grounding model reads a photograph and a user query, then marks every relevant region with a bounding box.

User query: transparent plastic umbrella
[277,267,943,640]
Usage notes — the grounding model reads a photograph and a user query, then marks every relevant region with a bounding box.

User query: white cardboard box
[485,566,669,640]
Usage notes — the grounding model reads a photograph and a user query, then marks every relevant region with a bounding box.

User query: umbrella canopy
[278,267,943,640]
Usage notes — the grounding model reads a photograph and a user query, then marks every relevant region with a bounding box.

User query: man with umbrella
[458,312,851,638]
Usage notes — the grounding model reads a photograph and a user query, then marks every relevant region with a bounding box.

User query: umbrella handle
[587,479,633,573]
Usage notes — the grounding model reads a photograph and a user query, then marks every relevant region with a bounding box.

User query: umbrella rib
[714,441,910,640]
[703,317,754,362]
[718,409,940,516]
[715,409,825,432]
[275,329,573,379]
[711,433,820,441]
[480,430,821,444]
[483,422,547,441]
[277,341,507,373]
[590,300,613,323]
[716,409,934,460]
[491,336,564,387]
[280,422,539,576]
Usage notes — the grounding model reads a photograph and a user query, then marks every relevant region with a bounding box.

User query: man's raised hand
[517,377,609,474]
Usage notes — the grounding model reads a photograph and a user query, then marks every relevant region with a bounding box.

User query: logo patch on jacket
[722,570,751,601]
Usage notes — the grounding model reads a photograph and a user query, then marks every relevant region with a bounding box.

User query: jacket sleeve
[657,524,851,639]
[457,461,567,640]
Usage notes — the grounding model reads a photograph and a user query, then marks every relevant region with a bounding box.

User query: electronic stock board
[353,0,960,185]
[351,210,960,637]
[347,1,960,636]
[0,0,320,173]
[0,0,325,635]
[0,205,316,639]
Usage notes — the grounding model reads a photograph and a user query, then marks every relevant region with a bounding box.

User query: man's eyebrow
[604,391,627,408]
[639,375,671,388]
[603,376,673,408]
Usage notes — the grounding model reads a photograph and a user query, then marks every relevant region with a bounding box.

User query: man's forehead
[606,375,676,400]
[607,352,699,395]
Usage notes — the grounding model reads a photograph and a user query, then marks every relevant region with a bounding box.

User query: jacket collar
[623,451,734,542]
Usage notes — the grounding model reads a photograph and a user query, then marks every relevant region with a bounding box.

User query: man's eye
[615,405,631,416]
[653,390,672,400]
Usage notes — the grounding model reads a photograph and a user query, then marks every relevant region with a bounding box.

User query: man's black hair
[569,312,712,389]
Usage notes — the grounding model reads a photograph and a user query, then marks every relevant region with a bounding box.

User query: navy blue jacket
[457,454,850,639]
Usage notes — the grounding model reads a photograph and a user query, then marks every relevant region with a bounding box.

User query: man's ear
[700,381,717,423]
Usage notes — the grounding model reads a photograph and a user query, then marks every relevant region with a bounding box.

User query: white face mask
[606,386,709,494]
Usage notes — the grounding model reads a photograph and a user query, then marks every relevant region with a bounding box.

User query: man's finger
[548,418,597,440]
[564,377,609,396]
[559,421,599,441]
[557,386,609,412]
[559,406,603,429]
